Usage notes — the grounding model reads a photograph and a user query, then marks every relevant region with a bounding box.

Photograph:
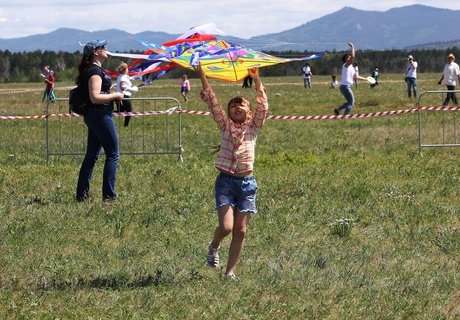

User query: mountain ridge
[1,5,460,52]
[250,5,460,51]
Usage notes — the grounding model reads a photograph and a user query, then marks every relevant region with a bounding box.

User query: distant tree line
[265,47,459,78]
[0,47,458,83]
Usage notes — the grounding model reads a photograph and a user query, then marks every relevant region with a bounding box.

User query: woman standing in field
[334,43,367,115]
[75,40,123,202]
[195,65,268,281]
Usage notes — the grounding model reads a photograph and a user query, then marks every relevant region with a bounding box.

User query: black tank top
[81,64,113,108]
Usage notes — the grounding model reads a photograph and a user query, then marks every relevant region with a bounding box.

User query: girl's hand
[193,63,210,90]
[249,68,263,91]
[193,63,204,75]
[248,67,259,79]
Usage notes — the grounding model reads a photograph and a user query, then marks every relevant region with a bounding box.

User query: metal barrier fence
[418,89,460,153]
[45,97,183,162]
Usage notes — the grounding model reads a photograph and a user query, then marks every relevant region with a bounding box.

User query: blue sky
[0,1,459,40]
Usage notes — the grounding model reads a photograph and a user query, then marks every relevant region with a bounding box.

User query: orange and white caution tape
[179,105,459,120]
[0,106,458,121]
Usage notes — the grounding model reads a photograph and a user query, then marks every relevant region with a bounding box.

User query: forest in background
[0,47,459,83]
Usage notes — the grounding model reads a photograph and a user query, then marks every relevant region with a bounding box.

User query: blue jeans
[406,77,417,98]
[76,106,119,200]
[338,85,355,115]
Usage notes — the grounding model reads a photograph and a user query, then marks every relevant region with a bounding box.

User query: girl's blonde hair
[117,62,128,74]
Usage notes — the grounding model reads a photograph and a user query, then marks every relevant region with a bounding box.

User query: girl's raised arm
[193,64,210,90]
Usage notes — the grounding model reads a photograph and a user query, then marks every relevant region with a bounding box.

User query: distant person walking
[116,62,138,127]
[438,53,460,106]
[46,70,56,102]
[242,75,253,88]
[179,74,190,102]
[301,63,313,89]
[330,75,338,89]
[370,66,380,88]
[75,40,124,202]
[405,54,418,98]
[41,66,56,103]
[333,43,367,115]
[353,63,359,88]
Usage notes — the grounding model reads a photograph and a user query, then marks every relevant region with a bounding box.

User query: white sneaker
[223,273,239,282]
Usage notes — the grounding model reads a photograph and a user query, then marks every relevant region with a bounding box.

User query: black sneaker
[334,108,339,115]
[76,192,91,202]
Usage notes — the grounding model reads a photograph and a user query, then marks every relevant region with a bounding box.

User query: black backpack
[69,86,88,115]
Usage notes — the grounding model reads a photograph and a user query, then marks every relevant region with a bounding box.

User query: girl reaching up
[194,66,268,281]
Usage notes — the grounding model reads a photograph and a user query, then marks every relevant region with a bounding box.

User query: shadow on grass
[39,270,165,291]
[5,268,204,291]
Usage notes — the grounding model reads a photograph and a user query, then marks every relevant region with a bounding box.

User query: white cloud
[0,1,459,39]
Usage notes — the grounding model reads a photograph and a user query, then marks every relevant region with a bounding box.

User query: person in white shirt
[116,62,138,127]
[330,75,338,89]
[333,43,367,115]
[405,54,418,98]
[301,63,313,89]
[438,53,460,106]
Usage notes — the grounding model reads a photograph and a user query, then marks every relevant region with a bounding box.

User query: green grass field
[0,74,459,319]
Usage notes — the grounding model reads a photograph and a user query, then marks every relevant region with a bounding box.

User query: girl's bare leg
[225,210,250,275]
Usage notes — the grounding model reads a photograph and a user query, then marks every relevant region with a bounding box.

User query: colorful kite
[106,23,326,83]
[169,39,326,82]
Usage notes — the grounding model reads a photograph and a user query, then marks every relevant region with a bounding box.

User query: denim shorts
[215,172,258,213]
